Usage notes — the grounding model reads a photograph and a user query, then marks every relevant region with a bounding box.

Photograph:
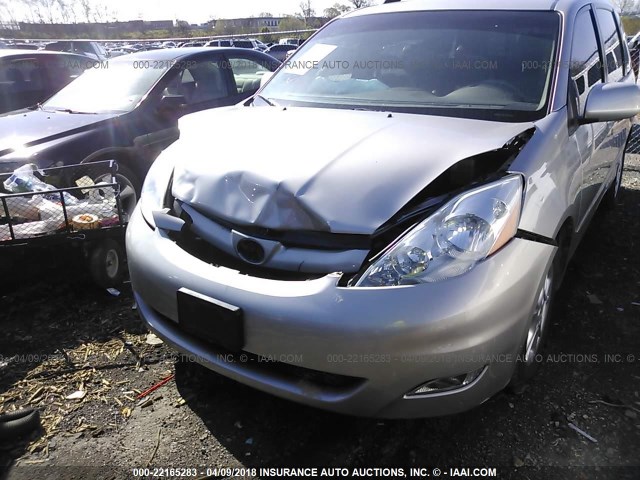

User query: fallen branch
[146,428,162,467]
[588,399,640,415]
[568,423,598,443]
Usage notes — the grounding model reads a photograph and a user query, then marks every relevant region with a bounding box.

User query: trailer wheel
[90,239,125,288]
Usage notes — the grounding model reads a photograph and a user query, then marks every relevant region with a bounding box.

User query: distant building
[210,17,284,32]
[210,16,328,33]
[0,22,18,31]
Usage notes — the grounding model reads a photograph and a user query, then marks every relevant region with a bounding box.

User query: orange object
[136,373,175,400]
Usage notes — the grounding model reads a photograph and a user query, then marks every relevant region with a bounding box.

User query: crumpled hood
[172,107,533,235]
[0,109,119,158]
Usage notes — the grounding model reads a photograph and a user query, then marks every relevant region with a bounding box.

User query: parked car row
[0,37,299,63]
[0,40,108,60]
[264,44,299,62]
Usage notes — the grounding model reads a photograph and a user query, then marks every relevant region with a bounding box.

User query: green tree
[299,0,315,24]
[324,3,351,18]
[349,0,371,8]
[215,18,242,36]
[175,19,190,35]
[623,15,640,34]
[278,15,306,32]
[613,0,639,14]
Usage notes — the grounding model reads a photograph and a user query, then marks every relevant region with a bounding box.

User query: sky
[114,0,347,22]
[5,0,379,24]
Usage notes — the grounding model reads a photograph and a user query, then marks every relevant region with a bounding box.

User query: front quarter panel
[513,109,582,240]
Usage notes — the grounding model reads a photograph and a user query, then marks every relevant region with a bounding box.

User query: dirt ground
[1,155,639,480]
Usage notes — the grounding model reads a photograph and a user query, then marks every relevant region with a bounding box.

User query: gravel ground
[0,155,639,480]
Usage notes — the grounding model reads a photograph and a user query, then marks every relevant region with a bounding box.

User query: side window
[76,43,94,54]
[570,8,603,113]
[56,42,71,53]
[226,57,270,95]
[596,8,625,80]
[164,59,229,105]
[0,58,44,93]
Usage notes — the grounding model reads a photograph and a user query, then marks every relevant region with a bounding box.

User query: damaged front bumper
[127,207,556,418]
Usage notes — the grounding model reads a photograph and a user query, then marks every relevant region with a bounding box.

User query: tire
[509,254,557,390]
[91,162,141,221]
[0,409,41,440]
[89,238,126,289]
[601,154,624,210]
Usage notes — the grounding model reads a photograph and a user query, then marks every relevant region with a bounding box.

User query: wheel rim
[105,249,119,279]
[97,173,137,220]
[525,269,553,364]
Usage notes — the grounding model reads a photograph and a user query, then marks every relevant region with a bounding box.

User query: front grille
[213,349,366,392]
[184,202,372,251]
[171,229,325,282]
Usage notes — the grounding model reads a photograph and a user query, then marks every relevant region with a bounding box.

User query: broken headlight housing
[355,175,523,287]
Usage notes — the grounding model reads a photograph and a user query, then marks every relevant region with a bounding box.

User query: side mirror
[158,94,186,115]
[582,82,640,124]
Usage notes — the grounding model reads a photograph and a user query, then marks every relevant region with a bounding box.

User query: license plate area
[177,288,244,352]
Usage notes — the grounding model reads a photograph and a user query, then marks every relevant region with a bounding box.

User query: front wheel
[509,258,556,389]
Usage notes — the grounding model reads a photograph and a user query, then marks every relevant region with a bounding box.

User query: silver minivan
[127,0,640,418]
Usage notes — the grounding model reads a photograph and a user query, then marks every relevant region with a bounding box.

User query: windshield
[262,11,560,122]
[44,60,170,113]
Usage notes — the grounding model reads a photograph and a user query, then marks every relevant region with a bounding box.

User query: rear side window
[74,42,94,54]
[0,57,44,92]
[45,42,70,52]
[596,8,625,80]
[227,57,270,94]
[570,8,603,112]
[164,59,229,105]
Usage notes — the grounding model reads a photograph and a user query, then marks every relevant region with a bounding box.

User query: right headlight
[355,174,524,287]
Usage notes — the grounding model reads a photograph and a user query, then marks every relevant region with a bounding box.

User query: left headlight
[355,174,523,287]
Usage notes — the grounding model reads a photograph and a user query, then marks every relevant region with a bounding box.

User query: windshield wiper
[253,94,278,107]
